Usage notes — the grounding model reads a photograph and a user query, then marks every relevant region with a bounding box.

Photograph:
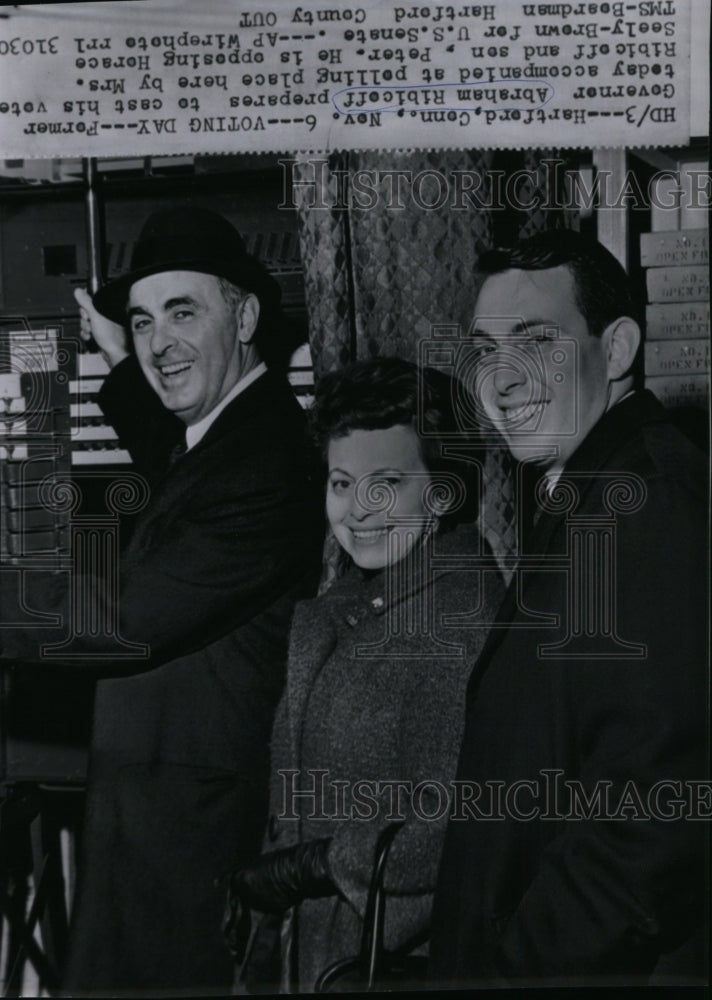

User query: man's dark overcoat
[430,391,709,988]
[3,357,323,993]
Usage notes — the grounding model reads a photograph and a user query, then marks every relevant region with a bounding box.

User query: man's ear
[603,317,641,381]
[237,293,260,345]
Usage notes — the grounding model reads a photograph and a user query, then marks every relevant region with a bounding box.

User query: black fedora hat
[93,205,281,323]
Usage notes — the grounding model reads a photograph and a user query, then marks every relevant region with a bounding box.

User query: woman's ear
[429,496,449,519]
[426,490,450,531]
[603,317,641,382]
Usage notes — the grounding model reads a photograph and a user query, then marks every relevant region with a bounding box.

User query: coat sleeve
[326,573,503,952]
[491,474,708,980]
[97,355,184,478]
[116,459,320,662]
[1,447,322,671]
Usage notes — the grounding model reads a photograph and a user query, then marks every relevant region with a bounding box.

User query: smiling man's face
[472,264,611,471]
[128,270,245,426]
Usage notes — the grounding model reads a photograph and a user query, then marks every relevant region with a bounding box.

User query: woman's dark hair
[311,357,481,529]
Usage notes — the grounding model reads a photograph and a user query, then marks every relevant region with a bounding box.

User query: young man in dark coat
[429,231,708,988]
[0,206,323,994]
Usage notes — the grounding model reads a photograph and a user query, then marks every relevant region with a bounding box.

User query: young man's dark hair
[478,229,643,337]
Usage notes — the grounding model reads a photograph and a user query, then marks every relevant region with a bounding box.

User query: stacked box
[642,229,710,412]
[0,336,72,567]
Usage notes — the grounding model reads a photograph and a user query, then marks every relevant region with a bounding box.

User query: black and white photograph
[0,1,709,996]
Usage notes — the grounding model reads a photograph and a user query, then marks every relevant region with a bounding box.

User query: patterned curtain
[516,149,582,238]
[294,149,579,584]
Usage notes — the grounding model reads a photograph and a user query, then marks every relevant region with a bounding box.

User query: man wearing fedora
[0,206,323,993]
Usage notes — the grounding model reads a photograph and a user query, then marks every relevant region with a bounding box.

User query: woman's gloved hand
[223,838,334,961]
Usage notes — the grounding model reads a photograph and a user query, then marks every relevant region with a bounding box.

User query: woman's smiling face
[326,424,434,571]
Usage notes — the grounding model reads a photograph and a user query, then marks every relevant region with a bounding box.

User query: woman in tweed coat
[225,358,504,991]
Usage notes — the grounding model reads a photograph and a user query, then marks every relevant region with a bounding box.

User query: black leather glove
[223,838,335,961]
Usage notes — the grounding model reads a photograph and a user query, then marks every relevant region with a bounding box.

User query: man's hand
[222,839,334,961]
[74,287,130,369]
